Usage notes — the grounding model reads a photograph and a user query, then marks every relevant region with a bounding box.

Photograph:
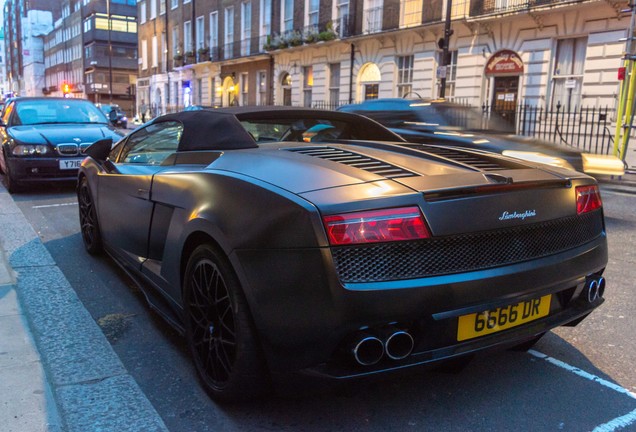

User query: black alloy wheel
[77,177,103,254]
[184,244,266,402]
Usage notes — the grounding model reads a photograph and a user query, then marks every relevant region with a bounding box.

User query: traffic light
[62,82,71,96]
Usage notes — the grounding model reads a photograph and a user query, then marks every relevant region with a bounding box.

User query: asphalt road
[9,182,636,432]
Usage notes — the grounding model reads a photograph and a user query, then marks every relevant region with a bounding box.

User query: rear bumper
[6,155,81,183]
[234,234,608,378]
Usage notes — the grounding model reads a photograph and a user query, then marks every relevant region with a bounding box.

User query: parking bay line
[32,202,78,209]
[528,350,636,432]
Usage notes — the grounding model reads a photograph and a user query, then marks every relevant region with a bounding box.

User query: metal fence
[491,104,618,156]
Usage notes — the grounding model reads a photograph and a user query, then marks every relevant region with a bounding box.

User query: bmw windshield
[14,99,109,126]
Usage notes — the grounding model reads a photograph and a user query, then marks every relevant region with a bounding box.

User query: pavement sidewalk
[0,183,168,432]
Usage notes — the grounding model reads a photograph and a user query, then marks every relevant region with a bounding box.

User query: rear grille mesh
[287,147,418,179]
[331,211,604,283]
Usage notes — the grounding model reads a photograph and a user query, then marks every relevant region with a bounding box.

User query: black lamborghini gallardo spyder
[78,107,607,402]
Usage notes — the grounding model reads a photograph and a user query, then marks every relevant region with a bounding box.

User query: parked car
[338,98,625,177]
[97,103,128,128]
[0,97,124,192]
[78,107,607,402]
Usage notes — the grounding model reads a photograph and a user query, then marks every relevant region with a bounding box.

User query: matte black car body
[0,97,124,192]
[78,107,608,401]
[338,98,624,176]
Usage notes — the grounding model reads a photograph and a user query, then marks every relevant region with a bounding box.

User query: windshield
[15,99,109,125]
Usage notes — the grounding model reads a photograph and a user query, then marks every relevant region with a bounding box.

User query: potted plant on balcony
[173,53,184,67]
[185,51,196,64]
[318,21,337,42]
[288,30,303,47]
[303,29,319,44]
[197,47,210,62]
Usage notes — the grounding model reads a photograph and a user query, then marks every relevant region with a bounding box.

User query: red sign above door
[485,50,524,76]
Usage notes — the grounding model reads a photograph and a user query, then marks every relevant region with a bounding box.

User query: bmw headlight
[12,144,50,156]
[502,150,576,171]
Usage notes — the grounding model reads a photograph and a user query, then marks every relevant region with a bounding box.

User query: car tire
[3,156,21,193]
[77,177,103,255]
[183,244,267,402]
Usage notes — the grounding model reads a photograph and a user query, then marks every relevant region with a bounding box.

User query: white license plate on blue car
[59,159,84,170]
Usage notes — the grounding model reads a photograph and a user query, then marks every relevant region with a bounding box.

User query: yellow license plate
[457,295,552,342]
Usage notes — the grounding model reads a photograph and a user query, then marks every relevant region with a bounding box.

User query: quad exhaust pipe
[583,275,605,303]
[349,327,415,366]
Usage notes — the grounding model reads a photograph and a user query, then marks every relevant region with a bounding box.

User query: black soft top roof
[149,106,404,151]
[150,110,258,151]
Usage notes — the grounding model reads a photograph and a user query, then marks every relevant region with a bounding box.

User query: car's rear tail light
[576,185,602,214]
[322,206,430,245]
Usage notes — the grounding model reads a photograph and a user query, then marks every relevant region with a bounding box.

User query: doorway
[491,76,519,126]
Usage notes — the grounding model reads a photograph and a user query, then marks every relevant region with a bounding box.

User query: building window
[397,55,413,98]
[184,21,193,54]
[171,0,178,9]
[196,16,205,51]
[259,0,272,50]
[552,37,587,109]
[240,73,249,105]
[172,25,179,56]
[241,1,252,56]
[224,7,234,59]
[336,0,349,37]
[150,0,157,19]
[329,63,340,105]
[140,2,146,24]
[307,0,319,32]
[283,0,293,33]
[400,0,421,27]
[303,66,313,107]
[437,50,457,99]
[160,0,166,15]
[210,12,219,53]
[257,70,267,105]
[142,39,148,70]
[363,0,383,34]
[152,35,158,67]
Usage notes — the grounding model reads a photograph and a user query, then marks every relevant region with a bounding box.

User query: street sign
[437,66,447,79]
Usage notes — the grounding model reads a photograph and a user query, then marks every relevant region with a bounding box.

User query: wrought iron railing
[469,0,578,16]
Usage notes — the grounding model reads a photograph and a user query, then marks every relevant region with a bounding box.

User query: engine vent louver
[407,145,514,171]
[287,147,419,179]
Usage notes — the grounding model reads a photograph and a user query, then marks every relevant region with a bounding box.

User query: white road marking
[32,202,78,209]
[592,409,636,432]
[529,350,636,432]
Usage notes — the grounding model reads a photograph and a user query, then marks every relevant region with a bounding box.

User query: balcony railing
[469,0,567,16]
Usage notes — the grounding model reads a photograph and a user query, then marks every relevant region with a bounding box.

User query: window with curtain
[303,66,313,107]
[400,0,421,27]
[184,21,192,54]
[329,63,341,105]
[260,0,272,50]
[551,37,587,110]
[397,55,413,98]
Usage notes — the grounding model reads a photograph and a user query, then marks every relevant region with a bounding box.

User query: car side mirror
[85,138,113,162]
